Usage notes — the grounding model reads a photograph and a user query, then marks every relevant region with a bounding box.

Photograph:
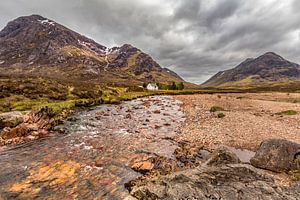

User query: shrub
[210,106,224,112]
[217,113,225,118]
[142,83,147,88]
[176,82,185,90]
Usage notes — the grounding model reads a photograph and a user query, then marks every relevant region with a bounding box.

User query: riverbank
[175,92,300,151]
[127,93,300,199]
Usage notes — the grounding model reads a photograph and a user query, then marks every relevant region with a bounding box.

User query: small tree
[170,82,177,90]
[142,82,147,88]
[177,82,184,90]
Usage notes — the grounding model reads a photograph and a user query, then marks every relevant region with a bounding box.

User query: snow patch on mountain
[38,19,55,26]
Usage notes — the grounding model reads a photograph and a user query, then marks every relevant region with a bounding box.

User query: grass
[0,95,77,114]
[210,106,225,112]
[275,110,298,116]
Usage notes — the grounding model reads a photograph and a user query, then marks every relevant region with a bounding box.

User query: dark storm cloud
[0,0,300,83]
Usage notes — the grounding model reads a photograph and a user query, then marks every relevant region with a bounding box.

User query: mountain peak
[17,14,46,21]
[262,52,279,56]
[0,14,56,39]
[203,52,300,87]
[0,15,185,86]
[259,52,284,61]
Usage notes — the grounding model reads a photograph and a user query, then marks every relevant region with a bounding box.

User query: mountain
[0,15,184,86]
[203,52,300,88]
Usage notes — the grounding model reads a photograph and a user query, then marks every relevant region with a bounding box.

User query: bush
[210,106,224,112]
[217,113,225,118]
[176,82,185,90]
[156,82,185,90]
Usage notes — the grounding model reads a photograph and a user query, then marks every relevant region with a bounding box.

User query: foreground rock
[251,139,300,172]
[0,111,24,129]
[204,146,241,166]
[0,107,55,145]
[129,143,300,200]
[130,164,300,200]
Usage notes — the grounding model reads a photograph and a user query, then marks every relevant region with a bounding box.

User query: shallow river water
[0,96,185,199]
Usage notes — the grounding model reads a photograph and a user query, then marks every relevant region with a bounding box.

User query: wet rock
[153,110,161,114]
[130,158,155,174]
[250,139,300,172]
[174,141,210,167]
[130,156,178,176]
[130,164,300,200]
[0,107,55,145]
[0,111,24,129]
[205,146,241,167]
[67,116,77,122]
[126,156,179,192]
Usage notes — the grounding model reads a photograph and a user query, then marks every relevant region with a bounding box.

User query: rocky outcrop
[0,111,24,129]
[174,141,210,167]
[130,164,300,200]
[250,139,300,172]
[204,146,241,166]
[0,107,55,145]
[128,141,300,200]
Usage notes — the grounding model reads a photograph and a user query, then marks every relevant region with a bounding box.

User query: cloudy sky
[1,0,300,83]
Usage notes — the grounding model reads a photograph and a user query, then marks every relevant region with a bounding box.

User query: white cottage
[146,83,159,90]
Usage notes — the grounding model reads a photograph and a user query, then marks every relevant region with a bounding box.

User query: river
[0,96,185,199]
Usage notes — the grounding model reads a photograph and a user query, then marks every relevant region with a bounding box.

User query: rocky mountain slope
[203,52,300,88]
[0,15,184,86]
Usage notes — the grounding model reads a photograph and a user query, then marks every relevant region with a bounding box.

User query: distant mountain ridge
[0,15,184,86]
[203,52,300,87]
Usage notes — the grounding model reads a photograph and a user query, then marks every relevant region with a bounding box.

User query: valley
[1,93,300,199]
[0,12,300,200]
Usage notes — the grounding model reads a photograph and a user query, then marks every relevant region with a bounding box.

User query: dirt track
[176,93,300,151]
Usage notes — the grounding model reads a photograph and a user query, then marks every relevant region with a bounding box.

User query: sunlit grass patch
[275,110,298,116]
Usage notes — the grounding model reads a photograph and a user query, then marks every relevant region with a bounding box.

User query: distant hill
[203,52,300,89]
[0,15,186,86]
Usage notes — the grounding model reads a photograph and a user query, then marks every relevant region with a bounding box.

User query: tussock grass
[210,106,225,112]
[275,110,298,116]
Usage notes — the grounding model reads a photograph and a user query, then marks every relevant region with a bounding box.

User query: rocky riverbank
[126,93,300,199]
[128,139,300,199]
[0,107,57,146]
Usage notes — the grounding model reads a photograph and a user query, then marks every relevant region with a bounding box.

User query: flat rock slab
[130,164,300,200]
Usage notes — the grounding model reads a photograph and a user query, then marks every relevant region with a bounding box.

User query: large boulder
[0,111,24,129]
[250,139,300,172]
